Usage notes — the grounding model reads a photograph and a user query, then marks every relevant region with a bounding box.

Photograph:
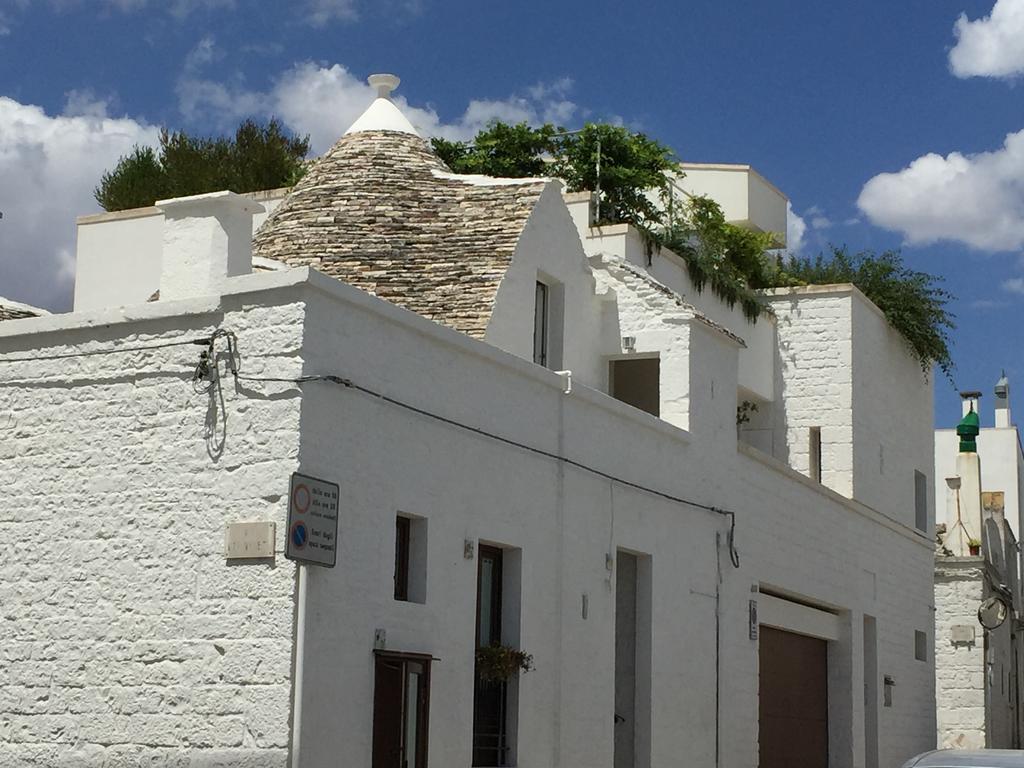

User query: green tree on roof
[94,118,310,212]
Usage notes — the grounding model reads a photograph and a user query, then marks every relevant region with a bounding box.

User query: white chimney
[156,191,264,302]
[995,372,1011,428]
[961,390,981,417]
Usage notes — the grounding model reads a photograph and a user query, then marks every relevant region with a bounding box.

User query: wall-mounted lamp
[621,336,636,353]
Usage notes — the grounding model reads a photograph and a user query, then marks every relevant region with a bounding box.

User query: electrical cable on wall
[208,329,742,569]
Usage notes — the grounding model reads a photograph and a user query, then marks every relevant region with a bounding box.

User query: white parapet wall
[74,188,289,311]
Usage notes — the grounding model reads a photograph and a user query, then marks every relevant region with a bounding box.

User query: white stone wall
[934,561,988,750]
[561,199,778,404]
[0,291,305,766]
[766,288,855,496]
[74,189,287,312]
[851,292,935,532]
[486,182,610,390]
[1,270,937,767]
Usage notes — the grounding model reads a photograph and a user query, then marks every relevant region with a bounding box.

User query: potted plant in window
[968,538,982,556]
[475,643,534,683]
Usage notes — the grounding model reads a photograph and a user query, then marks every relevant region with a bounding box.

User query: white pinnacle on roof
[344,73,420,137]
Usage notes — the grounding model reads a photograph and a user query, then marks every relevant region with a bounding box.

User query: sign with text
[286,472,339,567]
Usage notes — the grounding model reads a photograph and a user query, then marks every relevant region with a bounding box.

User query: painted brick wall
[768,291,855,496]
[0,297,305,766]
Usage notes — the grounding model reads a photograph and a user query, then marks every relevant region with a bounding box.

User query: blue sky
[1,0,1022,428]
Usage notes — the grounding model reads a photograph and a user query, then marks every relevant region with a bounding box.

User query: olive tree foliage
[94,118,310,212]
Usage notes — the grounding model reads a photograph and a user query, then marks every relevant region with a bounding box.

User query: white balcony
[669,163,789,246]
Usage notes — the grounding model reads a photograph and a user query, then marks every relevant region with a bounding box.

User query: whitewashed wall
[0,285,305,766]
[562,197,777,405]
[0,268,936,766]
[74,189,287,311]
[487,183,610,390]
[766,288,856,496]
[850,292,935,532]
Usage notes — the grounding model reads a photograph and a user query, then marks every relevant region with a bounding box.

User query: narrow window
[394,514,427,604]
[915,630,927,662]
[372,652,431,768]
[533,281,549,367]
[474,545,506,766]
[809,427,822,483]
[395,516,411,601]
[914,471,928,532]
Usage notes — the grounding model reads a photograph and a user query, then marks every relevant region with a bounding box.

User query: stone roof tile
[252,129,547,338]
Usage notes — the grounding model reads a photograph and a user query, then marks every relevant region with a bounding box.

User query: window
[533,281,549,367]
[914,471,928,532]
[809,427,822,483]
[372,651,431,768]
[395,517,411,601]
[394,514,427,604]
[915,630,928,662]
[474,545,507,766]
[609,358,660,417]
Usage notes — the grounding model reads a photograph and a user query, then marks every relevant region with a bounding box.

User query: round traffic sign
[292,483,311,514]
[290,521,308,550]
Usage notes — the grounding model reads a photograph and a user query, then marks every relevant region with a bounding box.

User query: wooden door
[758,627,828,768]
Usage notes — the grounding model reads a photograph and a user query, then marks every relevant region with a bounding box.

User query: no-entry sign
[285,472,339,567]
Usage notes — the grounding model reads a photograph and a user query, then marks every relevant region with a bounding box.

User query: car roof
[906,750,1024,767]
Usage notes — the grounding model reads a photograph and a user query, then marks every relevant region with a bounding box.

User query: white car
[902,750,1024,767]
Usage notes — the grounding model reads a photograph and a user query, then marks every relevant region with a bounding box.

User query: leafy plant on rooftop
[654,195,779,322]
[431,121,677,227]
[435,121,956,378]
[432,122,558,178]
[778,246,956,379]
[94,118,310,212]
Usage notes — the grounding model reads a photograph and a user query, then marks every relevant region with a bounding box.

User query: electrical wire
[0,336,212,364]
[212,330,742,568]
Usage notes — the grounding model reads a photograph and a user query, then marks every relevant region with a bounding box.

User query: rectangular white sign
[286,472,339,567]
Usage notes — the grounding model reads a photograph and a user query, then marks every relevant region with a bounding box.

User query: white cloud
[786,202,807,253]
[177,59,580,154]
[0,97,159,310]
[304,0,358,25]
[949,0,1024,79]
[1004,277,1024,294]
[857,128,1024,251]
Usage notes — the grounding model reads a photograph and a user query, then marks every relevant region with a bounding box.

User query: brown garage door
[759,626,828,768]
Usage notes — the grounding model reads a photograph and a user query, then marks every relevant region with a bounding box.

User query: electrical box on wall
[225,521,276,560]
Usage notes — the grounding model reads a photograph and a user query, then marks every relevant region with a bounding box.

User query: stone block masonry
[0,299,305,766]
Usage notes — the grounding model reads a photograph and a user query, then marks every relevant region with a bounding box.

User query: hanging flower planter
[475,643,534,683]
[968,538,981,556]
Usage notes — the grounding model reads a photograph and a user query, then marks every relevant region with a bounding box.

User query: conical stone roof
[252,116,549,338]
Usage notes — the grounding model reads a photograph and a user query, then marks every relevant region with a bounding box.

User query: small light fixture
[621,336,636,353]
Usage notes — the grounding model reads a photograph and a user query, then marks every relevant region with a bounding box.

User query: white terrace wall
[850,290,935,533]
[74,189,287,312]
[0,286,305,766]
[562,195,777,404]
[765,288,855,496]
